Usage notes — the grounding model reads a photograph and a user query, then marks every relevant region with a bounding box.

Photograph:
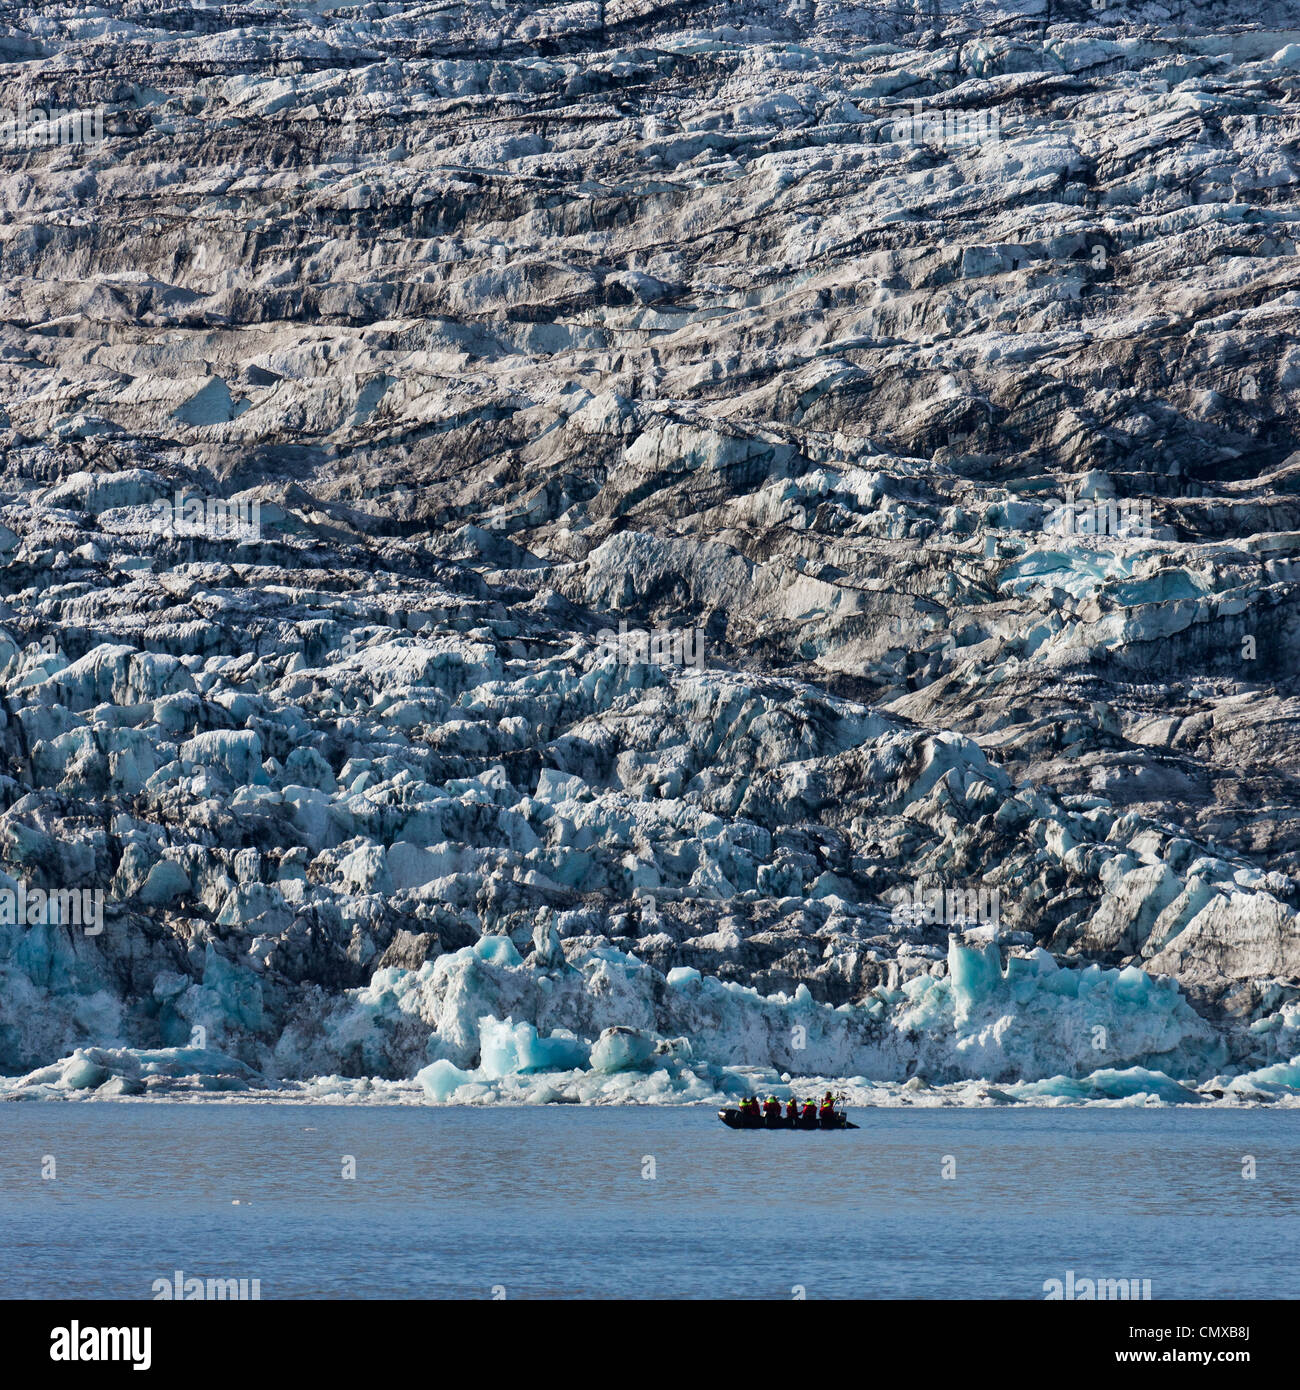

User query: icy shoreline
[7,932,1300,1107]
[6,1070,1300,1108]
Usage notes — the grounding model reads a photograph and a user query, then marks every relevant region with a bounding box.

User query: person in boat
[819,1091,836,1124]
[800,1100,818,1127]
[763,1095,782,1124]
[785,1097,800,1123]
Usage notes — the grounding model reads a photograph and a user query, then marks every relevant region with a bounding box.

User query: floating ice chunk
[10,1044,257,1096]
[589,1026,659,1073]
[415,1058,477,1101]
[61,1052,111,1089]
[1226,1056,1300,1094]
[1009,1067,1200,1105]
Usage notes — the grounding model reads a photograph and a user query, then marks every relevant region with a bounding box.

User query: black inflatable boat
[718,1108,858,1130]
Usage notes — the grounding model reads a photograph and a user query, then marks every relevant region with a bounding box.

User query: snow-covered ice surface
[2,0,1300,1105]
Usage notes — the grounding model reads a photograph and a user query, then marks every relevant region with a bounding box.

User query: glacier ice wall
[0,0,1299,1100]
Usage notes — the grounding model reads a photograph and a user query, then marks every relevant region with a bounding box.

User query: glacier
[2,0,1300,1108]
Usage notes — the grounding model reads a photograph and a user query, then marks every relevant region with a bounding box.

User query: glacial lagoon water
[0,1103,1296,1300]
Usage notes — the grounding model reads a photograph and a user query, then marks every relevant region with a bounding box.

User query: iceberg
[478,1016,590,1076]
